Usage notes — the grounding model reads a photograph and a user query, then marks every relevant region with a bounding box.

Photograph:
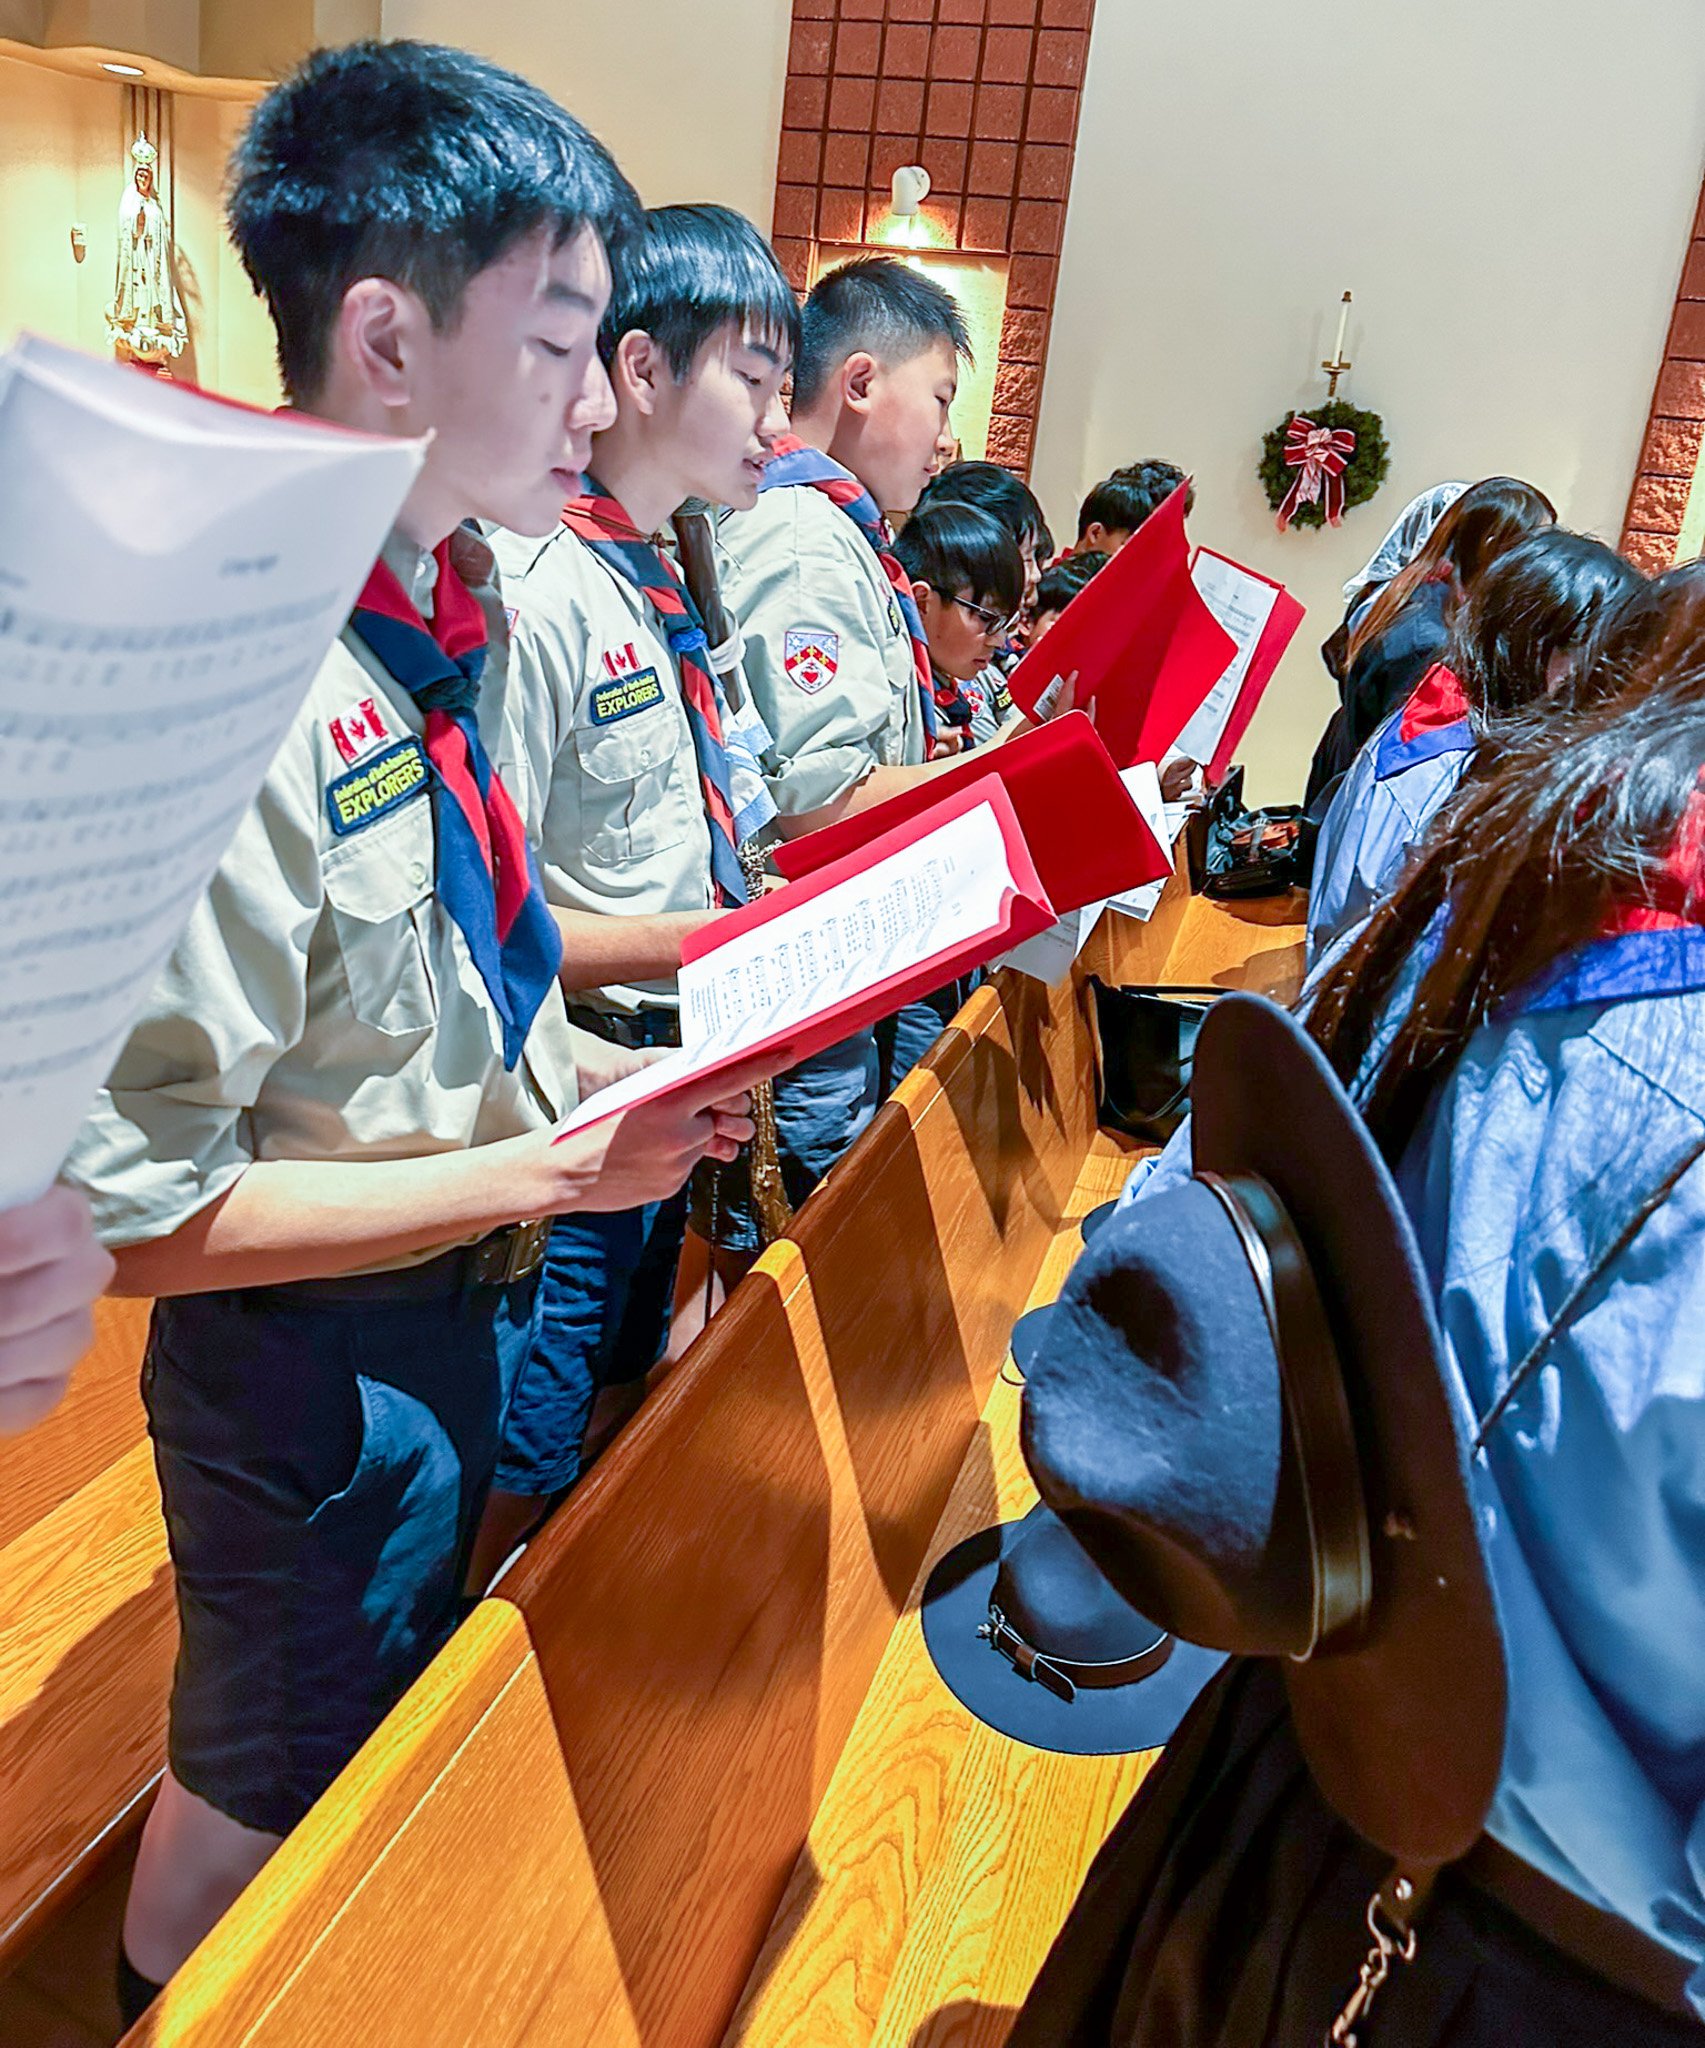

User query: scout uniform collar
[347,528,561,1068]
[562,480,748,908]
[1373,662,1474,781]
[759,433,973,746]
[1508,781,1705,1017]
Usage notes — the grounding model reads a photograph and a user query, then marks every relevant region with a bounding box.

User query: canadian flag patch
[783,627,840,695]
[328,696,392,764]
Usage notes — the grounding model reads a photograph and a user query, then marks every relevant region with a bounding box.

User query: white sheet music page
[0,337,423,1205]
[1173,552,1280,768]
[554,799,1019,1138]
[1107,763,1176,923]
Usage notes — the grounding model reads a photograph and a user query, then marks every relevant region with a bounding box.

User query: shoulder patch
[588,666,665,725]
[326,737,430,837]
[784,628,840,695]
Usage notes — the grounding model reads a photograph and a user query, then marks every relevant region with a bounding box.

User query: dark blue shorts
[689,1027,882,1251]
[494,1192,690,1497]
[142,1266,539,1836]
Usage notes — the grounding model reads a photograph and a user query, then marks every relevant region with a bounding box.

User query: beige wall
[380,0,793,228]
[0,53,279,401]
[1033,0,1705,803]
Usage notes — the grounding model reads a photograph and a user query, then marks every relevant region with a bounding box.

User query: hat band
[1197,1172,1373,1658]
[980,1603,1175,1704]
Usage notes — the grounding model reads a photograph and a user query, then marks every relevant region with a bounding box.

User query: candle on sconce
[1331,291,1352,366]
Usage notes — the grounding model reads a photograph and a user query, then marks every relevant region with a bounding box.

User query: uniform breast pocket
[569,710,690,867]
[322,813,440,1041]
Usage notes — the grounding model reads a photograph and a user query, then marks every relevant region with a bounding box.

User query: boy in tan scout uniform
[62,45,754,2023]
[709,257,973,1237]
[473,203,798,1572]
[719,255,973,829]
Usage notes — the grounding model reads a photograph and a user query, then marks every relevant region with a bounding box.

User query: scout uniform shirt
[65,526,579,1268]
[717,483,928,818]
[1306,663,1475,965]
[490,525,713,1018]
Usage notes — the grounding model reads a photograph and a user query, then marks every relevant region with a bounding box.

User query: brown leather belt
[1461,1836,1696,2020]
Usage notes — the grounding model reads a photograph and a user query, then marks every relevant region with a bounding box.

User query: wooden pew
[115,871,1304,2048]
[0,1297,170,1967]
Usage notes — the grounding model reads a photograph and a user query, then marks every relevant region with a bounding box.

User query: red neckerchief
[1398,662,1468,742]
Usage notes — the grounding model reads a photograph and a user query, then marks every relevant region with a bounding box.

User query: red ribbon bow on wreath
[1276,415,1358,532]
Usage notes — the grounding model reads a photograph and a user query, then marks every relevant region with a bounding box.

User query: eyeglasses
[953,594,1021,638]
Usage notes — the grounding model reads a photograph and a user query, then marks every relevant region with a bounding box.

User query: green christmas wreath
[1259,399,1390,531]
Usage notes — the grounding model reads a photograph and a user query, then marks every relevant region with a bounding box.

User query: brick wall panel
[1032,30,1087,87]
[1641,415,1705,479]
[773,0,1098,476]
[1656,360,1705,420]
[1628,472,1691,533]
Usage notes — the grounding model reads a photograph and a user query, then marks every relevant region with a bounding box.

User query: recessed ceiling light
[101,61,145,76]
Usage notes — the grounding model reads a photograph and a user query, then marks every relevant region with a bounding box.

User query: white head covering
[1342,482,1470,606]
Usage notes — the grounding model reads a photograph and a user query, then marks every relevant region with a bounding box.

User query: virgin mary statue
[107,134,187,366]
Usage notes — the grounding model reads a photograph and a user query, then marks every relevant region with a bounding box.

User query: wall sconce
[884,166,933,250]
[890,165,931,218]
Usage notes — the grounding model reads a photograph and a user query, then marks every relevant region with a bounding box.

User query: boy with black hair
[64,44,755,2019]
[893,498,1027,749]
[917,457,1050,612]
[914,457,1050,741]
[474,203,797,1570]
[1072,459,1193,556]
[719,254,974,824]
[1024,550,1109,647]
[702,255,976,1240]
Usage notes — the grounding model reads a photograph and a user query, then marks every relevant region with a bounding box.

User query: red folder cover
[554,777,1054,1139]
[1005,482,1237,769]
[1201,570,1307,783]
[772,712,1169,910]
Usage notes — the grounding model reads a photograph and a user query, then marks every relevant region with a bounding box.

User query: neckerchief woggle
[759,434,973,746]
[561,482,748,908]
[347,539,562,1068]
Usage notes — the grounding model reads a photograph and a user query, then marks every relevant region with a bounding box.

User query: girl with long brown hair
[1306,475,1556,805]
[1015,560,1705,2045]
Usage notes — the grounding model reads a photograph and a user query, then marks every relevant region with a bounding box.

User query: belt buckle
[502,1216,550,1284]
[475,1218,549,1287]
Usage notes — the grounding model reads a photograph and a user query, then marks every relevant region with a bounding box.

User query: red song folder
[1006,481,1237,769]
[552,776,1055,1141]
[772,711,1169,911]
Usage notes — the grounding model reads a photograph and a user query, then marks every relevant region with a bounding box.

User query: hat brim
[1191,993,1505,1865]
[920,1521,1225,1756]
[1008,1304,1060,1378]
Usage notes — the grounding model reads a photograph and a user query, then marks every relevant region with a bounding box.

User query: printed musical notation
[0,336,421,1206]
[551,800,1023,1143]
[678,802,1003,1051]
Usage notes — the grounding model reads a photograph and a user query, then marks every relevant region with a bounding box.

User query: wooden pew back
[127,877,1304,2047]
[0,1296,170,1962]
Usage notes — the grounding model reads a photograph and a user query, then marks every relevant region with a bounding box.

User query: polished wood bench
[0,1297,171,1971]
[111,867,1302,2047]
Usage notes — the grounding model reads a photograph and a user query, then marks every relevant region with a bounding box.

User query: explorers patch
[589,667,665,724]
[784,628,840,695]
[326,737,430,837]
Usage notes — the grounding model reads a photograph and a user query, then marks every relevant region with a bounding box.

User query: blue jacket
[1307,686,1474,966]
[1120,933,1705,2012]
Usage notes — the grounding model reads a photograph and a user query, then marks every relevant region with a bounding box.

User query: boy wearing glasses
[892,498,1027,755]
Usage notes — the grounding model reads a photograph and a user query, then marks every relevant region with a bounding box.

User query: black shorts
[142,1264,539,1835]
